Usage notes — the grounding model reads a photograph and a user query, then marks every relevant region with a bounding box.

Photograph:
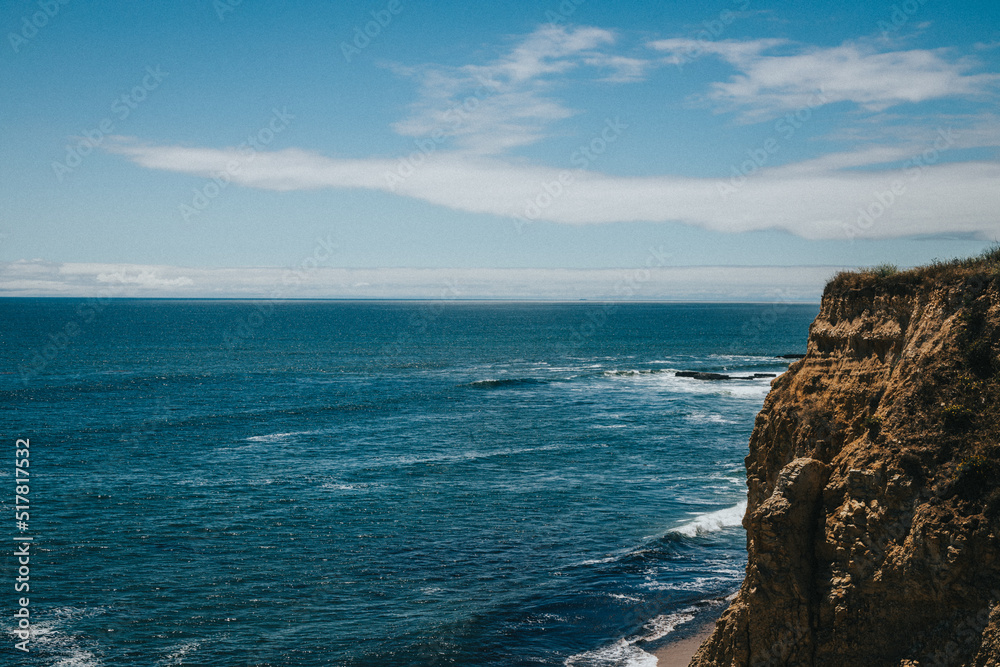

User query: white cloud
[100,29,1000,243]
[0,261,839,301]
[94,270,194,288]
[649,38,1000,119]
[651,37,787,67]
[105,134,1000,241]
[390,25,649,154]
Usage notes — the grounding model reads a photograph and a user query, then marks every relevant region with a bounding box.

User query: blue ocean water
[1,300,818,666]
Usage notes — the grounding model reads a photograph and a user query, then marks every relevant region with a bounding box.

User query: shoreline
[654,624,714,666]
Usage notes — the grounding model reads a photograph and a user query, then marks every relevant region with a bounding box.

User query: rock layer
[691,266,1000,667]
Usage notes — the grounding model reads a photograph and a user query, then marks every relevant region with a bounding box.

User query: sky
[1,0,999,300]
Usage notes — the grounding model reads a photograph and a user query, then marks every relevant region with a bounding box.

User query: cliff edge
[691,254,1000,667]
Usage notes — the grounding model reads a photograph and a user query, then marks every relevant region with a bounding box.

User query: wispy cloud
[105,133,1000,241]
[649,38,1000,120]
[103,27,1000,242]
[390,25,649,154]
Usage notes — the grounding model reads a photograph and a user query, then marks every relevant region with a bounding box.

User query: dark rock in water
[778,353,806,359]
[677,371,777,381]
[676,371,731,380]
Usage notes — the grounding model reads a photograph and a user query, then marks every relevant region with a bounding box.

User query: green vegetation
[942,404,976,430]
[864,414,883,437]
[826,245,1000,295]
[872,263,899,278]
[952,454,996,500]
[828,247,1000,378]
[958,377,985,394]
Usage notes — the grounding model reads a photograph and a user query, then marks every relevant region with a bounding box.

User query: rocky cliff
[690,256,1000,667]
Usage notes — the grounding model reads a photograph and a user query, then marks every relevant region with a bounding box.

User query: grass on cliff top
[826,246,1000,296]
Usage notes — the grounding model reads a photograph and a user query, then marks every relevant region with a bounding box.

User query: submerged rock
[676,371,776,381]
[676,371,731,380]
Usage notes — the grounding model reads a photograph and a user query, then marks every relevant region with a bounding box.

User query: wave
[157,641,200,666]
[602,369,669,377]
[564,609,696,666]
[458,359,783,395]
[379,442,574,468]
[685,411,737,425]
[245,429,321,443]
[670,501,747,537]
[461,377,551,389]
[564,638,657,667]
[600,367,781,399]
[573,531,717,571]
[662,376,775,400]
[320,481,383,493]
[636,609,697,642]
[6,606,108,666]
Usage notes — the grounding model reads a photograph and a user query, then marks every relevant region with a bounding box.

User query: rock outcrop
[690,258,1000,667]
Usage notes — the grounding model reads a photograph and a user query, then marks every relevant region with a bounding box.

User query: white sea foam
[320,481,386,492]
[602,367,779,401]
[637,610,697,642]
[7,606,108,667]
[564,639,658,667]
[578,555,620,566]
[380,442,571,468]
[246,429,319,443]
[670,501,747,537]
[157,641,200,666]
[564,607,697,667]
[685,411,737,425]
[52,651,102,667]
[641,572,743,592]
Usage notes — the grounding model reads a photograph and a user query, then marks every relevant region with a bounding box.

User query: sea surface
[1,299,818,666]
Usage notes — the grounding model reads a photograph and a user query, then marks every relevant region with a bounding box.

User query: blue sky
[2,0,999,299]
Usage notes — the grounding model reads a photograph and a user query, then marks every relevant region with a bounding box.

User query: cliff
[690,254,1000,667]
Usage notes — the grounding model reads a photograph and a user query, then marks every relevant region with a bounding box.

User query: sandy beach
[654,625,713,666]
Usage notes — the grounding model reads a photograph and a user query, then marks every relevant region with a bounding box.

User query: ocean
[1,299,818,666]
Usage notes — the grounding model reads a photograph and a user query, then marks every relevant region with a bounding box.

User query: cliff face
[691,267,1000,667]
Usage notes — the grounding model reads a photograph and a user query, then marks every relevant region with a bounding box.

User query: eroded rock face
[690,275,1000,667]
